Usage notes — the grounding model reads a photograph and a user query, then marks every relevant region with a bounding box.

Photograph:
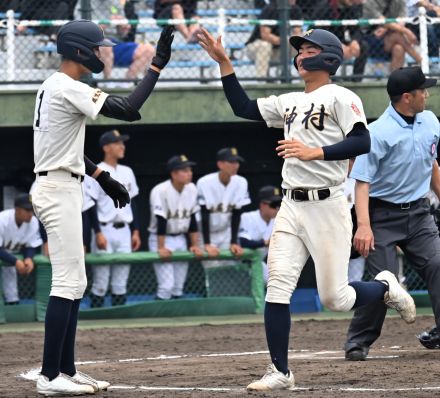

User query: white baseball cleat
[375,270,416,324]
[247,364,295,391]
[37,373,95,396]
[71,371,110,391]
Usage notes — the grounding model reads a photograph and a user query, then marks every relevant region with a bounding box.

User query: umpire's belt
[282,187,330,202]
[100,222,127,229]
[369,197,425,210]
[38,170,84,182]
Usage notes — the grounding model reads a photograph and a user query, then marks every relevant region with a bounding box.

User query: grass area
[0,307,434,334]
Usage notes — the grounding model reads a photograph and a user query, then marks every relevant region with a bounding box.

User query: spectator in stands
[296,0,330,19]
[148,155,203,300]
[407,0,440,58]
[310,0,369,81]
[0,0,20,13]
[15,0,77,37]
[0,193,42,305]
[239,185,281,283]
[154,0,200,42]
[91,0,155,81]
[363,0,422,71]
[245,0,302,78]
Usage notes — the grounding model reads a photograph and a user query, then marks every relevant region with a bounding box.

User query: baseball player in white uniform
[0,194,42,305]
[197,147,251,266]
[90,129,141,307]
[198,27,416,391]
[148,155,203,300]
[238,186,281,284]
[31,20,174,396]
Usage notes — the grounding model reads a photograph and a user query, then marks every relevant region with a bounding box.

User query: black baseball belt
[282,187,331,202]
[369,197,426,210]
[100,222,127,229]
[38,171,84,182]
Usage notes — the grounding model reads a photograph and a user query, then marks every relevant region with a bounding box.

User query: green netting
[30,249,264,322]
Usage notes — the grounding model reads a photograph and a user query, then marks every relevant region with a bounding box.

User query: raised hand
[197,27,229,64]
[152,25,175,69]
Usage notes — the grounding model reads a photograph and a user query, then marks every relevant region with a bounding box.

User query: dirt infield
[1,315,440,397]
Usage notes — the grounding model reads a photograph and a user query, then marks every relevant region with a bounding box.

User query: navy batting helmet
[290,29,343,75]
[57,19,115,73]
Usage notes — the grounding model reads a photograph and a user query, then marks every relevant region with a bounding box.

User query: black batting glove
[96,171,130,209]
[151,25,174,69]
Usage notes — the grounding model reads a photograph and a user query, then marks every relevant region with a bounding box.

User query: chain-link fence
[1,0,439,85]
[1,250,265,312]
[0,251,431,309]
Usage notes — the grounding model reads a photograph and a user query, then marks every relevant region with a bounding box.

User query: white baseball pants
[91,223,131,296]
[149,234,188,300]
[32,170,86,300]
[266,189,357,312]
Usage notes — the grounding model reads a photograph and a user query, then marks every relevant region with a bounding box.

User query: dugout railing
[0,5,439,84]
[0,249,433,324]
[0,249,265,323]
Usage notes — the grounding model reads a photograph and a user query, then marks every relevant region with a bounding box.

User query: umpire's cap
[217,147,244,162]
[167,154,196,171]
[387,66,437,97]
[99,130,130,147]
[14,193,33,211]
[290,29,343,75]
[57,19,115,73]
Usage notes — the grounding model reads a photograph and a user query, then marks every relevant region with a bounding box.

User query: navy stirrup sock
[60,299,81,377]
[41,296,73,381]
[264,302,291,375]
[349,280,388,308]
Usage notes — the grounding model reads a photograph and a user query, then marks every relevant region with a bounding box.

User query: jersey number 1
[36,90,45,128]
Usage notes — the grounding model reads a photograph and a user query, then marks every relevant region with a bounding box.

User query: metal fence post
[6,9,15,82]
[277,0,290,83]
[80,0,92,20]
[418,6,429,73]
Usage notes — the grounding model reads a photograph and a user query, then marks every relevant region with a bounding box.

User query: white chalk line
[18,347,440,393]
[18,348,402,383]
[107,385,440,393]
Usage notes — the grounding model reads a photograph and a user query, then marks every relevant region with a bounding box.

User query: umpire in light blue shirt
[344,66,440,361]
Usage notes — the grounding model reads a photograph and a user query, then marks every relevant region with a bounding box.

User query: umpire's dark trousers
[345,197,440,352]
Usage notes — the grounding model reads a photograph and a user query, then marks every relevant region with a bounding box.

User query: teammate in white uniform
[90,130,141,307]
[198,27,416,391]
[82,175,107,253]
[239,186,281,284]
[31,20,174,396]
[197,147,251,266]
[148,155,203,299]
[0,194,42,305]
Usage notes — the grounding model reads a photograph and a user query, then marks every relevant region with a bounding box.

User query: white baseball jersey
[257,84,367,189]
[148,180,199,235]
[196,172,251,233]
[33,72,108,176]
[83,175,100,212]
[96,162,139,223]
[0,209,42,252]
[239,209,274,243]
